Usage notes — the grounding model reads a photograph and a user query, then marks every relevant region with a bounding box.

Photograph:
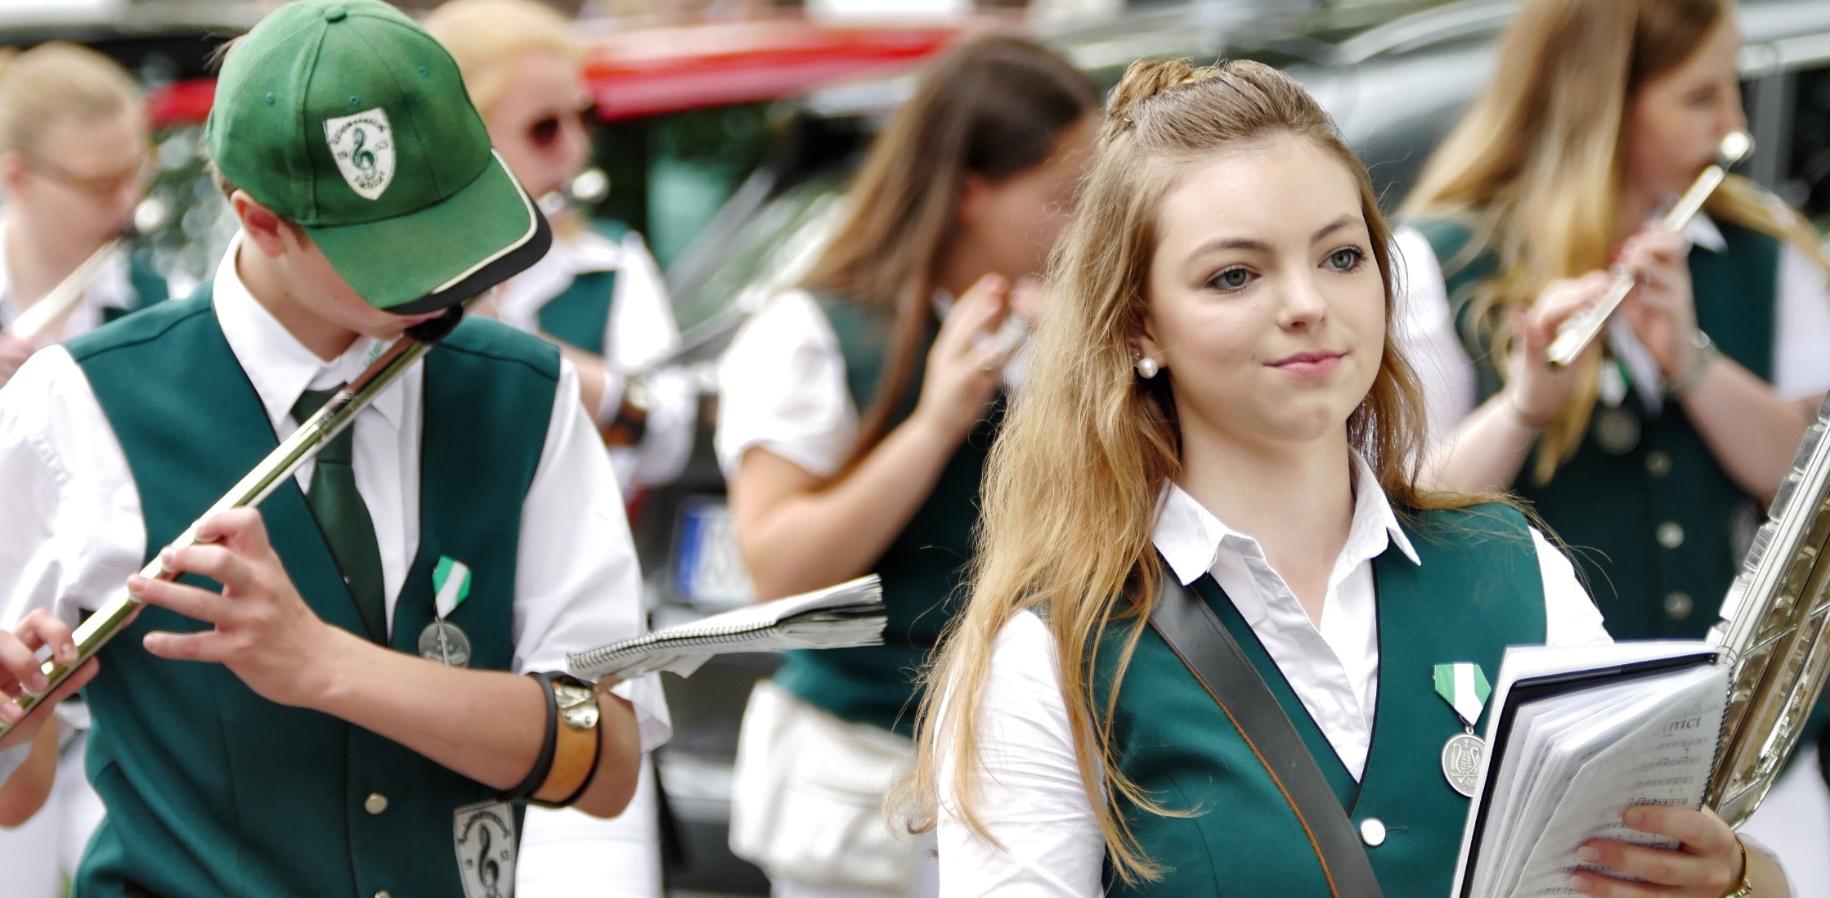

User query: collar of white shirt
[1152,451,1422,590]
[210,233,404,432]
[1683,212,1728,255]
[0,219,138,327]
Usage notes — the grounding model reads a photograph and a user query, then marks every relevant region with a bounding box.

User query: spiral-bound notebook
[1450,641,1727,898]
[567,575,886,680]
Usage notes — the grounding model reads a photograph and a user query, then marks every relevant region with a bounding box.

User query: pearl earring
[1135,356,1159,379]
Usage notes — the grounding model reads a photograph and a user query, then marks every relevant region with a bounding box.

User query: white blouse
[935,457,1611,896]
[496,225,696,494]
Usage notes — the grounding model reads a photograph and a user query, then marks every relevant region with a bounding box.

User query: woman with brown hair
[903,57,1785,897]
[1394,0,1830,881]
[714,32,1098,898]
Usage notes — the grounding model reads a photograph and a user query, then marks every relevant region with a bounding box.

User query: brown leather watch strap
[532,677,602,806]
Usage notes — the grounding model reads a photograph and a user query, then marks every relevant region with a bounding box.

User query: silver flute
[1545,130,1755,368]
[0,308,465,741]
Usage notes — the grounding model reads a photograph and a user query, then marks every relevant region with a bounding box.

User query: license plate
[670,496,755,609]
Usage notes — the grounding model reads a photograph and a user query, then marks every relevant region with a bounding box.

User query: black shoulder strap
[1146,568,1385,898]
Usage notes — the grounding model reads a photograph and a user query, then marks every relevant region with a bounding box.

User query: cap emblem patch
[324,107,396,201]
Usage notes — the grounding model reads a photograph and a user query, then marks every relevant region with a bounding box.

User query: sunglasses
[527,103,597,150]
[26,153,153,199]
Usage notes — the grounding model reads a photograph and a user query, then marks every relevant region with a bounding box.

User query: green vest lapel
[535,269,616,355]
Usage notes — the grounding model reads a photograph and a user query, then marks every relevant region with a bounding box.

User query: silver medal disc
[1441,732,1486,798]
[1593,406,1641,456]
[419,619,472,668]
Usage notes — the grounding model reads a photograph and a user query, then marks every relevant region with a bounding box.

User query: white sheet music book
[566,575,886,681]
[1450,641,1728,898]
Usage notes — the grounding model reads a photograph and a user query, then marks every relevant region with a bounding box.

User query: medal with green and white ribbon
[420,557,473,668]
[1433,661,1491,798]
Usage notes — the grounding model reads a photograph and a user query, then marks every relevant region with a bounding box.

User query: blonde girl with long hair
[0,42,164,898]
[715,33,1097,898]
[1397,0,1830,633]
[427,0,695,500]
[903,57,1788,897]
[1394,0,1830,881]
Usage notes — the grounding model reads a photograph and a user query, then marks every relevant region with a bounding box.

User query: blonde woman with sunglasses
[429,0,695,502]
[427,3,688,896]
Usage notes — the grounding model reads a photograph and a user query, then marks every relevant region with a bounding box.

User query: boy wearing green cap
[0,2,669,896]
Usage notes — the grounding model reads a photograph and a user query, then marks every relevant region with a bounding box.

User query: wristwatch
[532,674,603,806]
[1665,330,1719,397]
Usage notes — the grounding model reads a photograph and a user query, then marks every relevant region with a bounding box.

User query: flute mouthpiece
[1718,131,1754,167]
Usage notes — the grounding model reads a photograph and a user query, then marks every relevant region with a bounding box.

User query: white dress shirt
[0,238,671,779]
[497,225,695,494]
[935,456,1612,896]
[1393,215,1830,448]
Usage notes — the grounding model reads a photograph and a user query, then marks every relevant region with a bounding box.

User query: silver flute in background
[0,306,467,742]
[5,199,168,344]
[1544,130,1754,368]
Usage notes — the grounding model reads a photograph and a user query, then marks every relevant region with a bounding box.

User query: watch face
[553,682,600,731]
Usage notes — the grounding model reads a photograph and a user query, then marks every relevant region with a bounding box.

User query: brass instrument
[1705,393,1830,826]
[1545,131,1755,368]
[0,307,467,742]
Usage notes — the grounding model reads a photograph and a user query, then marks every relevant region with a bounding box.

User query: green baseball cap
[206,0,551,314]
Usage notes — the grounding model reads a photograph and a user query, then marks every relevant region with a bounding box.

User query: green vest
[64,287,560,898]
[1412,218,1777,639]
[1095,504,1547,896]
[96,251,172,325]
[771,294,1001,736]
[534,220,630,356]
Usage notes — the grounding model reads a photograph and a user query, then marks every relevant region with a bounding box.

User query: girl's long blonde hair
[1400,0,1829,483]
[0,42,140,160]
[895,57,1488,884]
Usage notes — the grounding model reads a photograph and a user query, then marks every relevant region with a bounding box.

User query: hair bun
[1105,57,1221,137]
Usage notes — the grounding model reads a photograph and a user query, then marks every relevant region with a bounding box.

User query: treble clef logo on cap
[351,128,376,176]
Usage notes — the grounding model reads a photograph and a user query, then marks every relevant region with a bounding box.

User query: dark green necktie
[292,387,388,643]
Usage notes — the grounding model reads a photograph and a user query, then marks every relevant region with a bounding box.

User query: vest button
[1359,817,1387,847]
[1646,451,1673,478]
[1664,591,1694,620]
[364,793,389,815]
[1656,522,1685,550]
